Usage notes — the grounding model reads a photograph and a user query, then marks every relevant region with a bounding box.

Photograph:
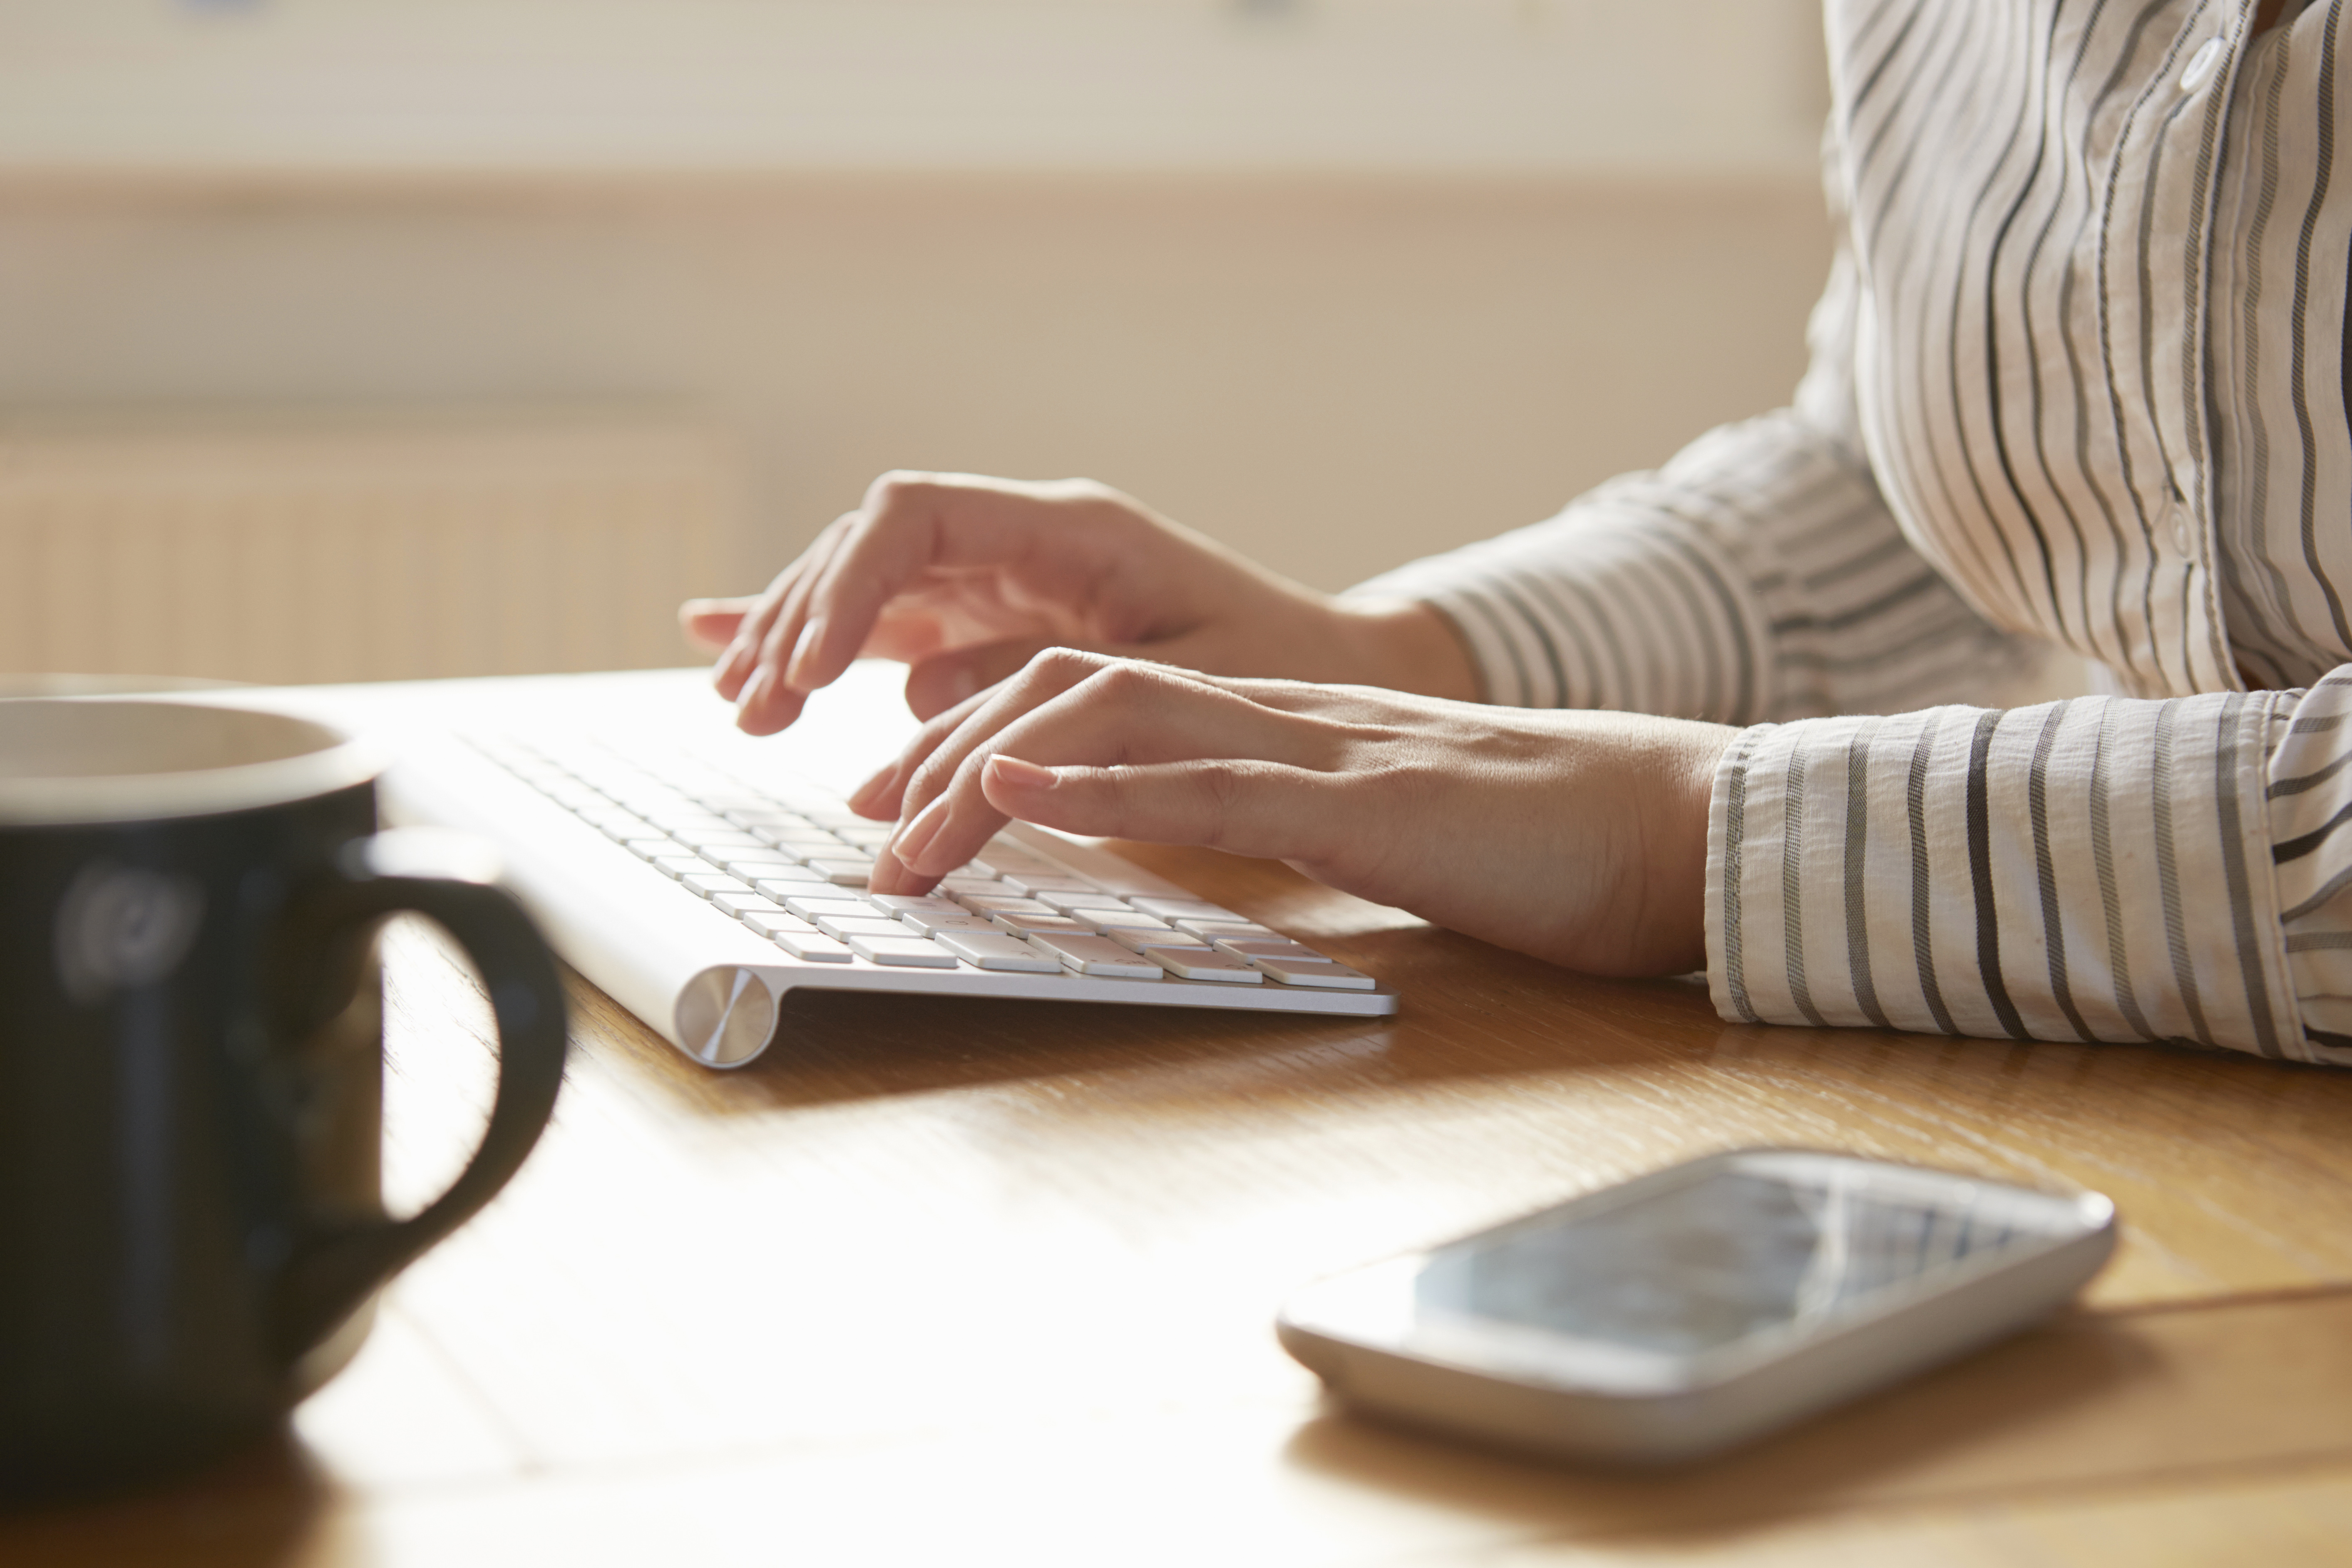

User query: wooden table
[13,844,2352,1565]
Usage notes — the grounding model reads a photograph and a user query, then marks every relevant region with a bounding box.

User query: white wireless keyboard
[443,732,1397,1066]
[253,667,1400,1069]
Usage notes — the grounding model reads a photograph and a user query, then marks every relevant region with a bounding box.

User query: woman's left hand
[854,649,1737,977]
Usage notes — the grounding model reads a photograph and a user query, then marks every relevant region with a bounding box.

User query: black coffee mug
[0,698,569,1497]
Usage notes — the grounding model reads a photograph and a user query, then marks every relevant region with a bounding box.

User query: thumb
[680,597,755,653]
[904,638,1068,719]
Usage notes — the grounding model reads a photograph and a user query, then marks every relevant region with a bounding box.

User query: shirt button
[2170,504,2198,553]
[2181,36,2225,94]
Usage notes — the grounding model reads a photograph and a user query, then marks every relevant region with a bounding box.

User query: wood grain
[12,846,2352,1565]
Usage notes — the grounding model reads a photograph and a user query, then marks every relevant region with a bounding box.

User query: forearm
[1319,598,1481,703]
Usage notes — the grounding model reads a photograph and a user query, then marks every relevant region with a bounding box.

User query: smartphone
[1277,1149,2117,1464]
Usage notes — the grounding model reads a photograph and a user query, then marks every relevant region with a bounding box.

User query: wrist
[1644,719,1740,975]
[1328,598,1481,701]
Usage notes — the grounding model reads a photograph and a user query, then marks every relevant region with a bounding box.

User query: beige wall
[0,172,1834,623]
[0,2,1830,181]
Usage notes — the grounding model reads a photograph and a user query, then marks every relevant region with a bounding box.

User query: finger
[735,516,860,733]
[847,676,1004,821]
[713,558,805,701]
[861,655,1112,874]
[679,597,753,653]
[981,753,1336,862]
[730,665,809,737]
[901,637,1061,721]
[779,472,1124,697]
[718,507,860,705]
[777,474,970,697]
[887,657,1318,881]
[884,650,1185,861]
[712,576,782,697]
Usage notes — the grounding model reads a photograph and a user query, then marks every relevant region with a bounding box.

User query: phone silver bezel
[1279,1149,2116,1399]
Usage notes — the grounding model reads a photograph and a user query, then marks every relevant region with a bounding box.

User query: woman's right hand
[681,471,1476,734]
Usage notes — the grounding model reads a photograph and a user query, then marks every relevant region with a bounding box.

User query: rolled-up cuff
[1705,693,2311,1060]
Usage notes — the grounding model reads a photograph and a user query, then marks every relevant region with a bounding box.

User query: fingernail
[785,617,827,689]
[889,793,953,871]
[713,639,746,689]
[987,755,1059,791]
[735,664,772,717]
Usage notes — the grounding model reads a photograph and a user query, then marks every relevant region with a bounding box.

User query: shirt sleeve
[1344,233,2038,725]
[1706,681,2352,1066]
[2263,675,2352,1059]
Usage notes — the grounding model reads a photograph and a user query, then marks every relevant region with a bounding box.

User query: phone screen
[1413,1167,2034,1356]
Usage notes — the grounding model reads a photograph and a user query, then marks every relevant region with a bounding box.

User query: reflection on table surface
[11,840,2352,1566]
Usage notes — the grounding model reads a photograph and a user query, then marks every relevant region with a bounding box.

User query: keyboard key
[682,873,755,898]
[624,838,679,861]
[643,807,738,834]
[1174,919,1279,940]
[742,909,818,940]
[898,910,1002,937]
[592,816,661,842]
[753,827,847,851]
[715,849,800,877]
[1038,890,1134,914]
[673,829,767,852]
[807,858,874,886]
[1000,873,1100,896]
[1212,938,1332,964]
[750,871,828,898]
[1253,956,1376,989]
[714,840,799,860]
[934,930,1064,972]
[936,875,1004,896]
[1131,898,1244,923]
[726,809,807,829]
[869,894,965,914]
[1027,933,1163,980]
[1088,911,1177,935]
[1150,949,1264,983]
[954,894,1054,915]
[966,853,1058,878]
[653,856,710,880]
[990,913,1096,937]
[762,841,850,866]
[783,894,886,922]
[817,915,908,941]
[1109,929,1210,954]
[830,825,894,848]
[767,927,855,963]
[849,934,959,968]
[712,893,785,919]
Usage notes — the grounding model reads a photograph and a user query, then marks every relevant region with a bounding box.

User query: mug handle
[271,829,569,1358]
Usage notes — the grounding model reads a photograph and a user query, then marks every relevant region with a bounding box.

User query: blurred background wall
[0,0,1835,684]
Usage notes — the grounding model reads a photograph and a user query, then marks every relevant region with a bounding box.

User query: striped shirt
[1352,0,2352,1064]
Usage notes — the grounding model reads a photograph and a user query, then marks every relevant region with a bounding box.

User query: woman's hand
[856,649,1736,977]
[682,471,1475,734]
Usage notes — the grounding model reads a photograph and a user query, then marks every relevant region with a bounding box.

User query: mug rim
[0,697,384,827]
